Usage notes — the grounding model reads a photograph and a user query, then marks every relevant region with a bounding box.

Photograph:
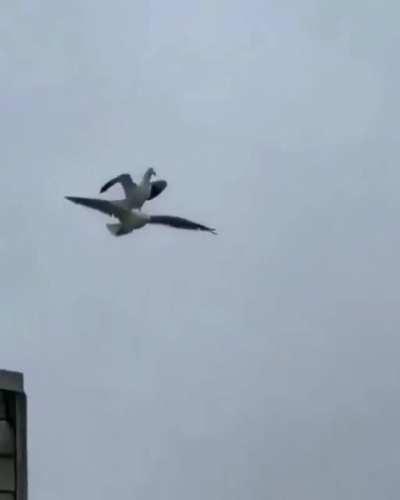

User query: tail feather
[106,223,123,236]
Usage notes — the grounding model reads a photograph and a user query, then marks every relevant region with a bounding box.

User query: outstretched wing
[149,215,216,234]
[100,174,137,197]
[148,180,168,201]
[65,196,128,220]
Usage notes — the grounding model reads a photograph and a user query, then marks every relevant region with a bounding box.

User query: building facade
[0,371,27,500]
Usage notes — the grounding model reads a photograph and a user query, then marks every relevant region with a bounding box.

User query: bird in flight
[99,167,167,210]
[65,196,217,236]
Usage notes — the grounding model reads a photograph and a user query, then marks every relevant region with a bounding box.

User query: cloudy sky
[1,1,400,498]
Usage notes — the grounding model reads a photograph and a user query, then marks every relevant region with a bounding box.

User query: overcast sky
[1,1,400,499]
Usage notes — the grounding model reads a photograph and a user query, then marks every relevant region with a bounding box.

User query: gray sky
[1,1,400,499]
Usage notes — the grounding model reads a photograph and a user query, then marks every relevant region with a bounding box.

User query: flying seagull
[99,167,167,210]
[65,196,217,236]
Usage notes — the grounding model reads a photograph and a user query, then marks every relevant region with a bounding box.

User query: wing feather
[100,174,136,197]
[65,196,128,220]
[148,180,168,201]
[149,215,216,234]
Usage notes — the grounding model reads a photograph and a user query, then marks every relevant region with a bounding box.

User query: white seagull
[65,196,217,236]
[99,167,167,210]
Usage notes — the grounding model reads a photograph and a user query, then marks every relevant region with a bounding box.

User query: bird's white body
[131,173,152,209]
[111,185,150,211]
[100,168,162,210]
[106,207,149,236]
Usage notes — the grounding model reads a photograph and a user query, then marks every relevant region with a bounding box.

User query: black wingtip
[65,196,79,205]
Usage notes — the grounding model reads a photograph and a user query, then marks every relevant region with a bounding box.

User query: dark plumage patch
[149,180,168,200]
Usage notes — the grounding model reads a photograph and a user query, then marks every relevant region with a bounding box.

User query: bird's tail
[106,223,123,236]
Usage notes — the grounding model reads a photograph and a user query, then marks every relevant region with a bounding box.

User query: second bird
[100,167,168,210]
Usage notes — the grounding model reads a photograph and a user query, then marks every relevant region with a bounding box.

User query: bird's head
[145,167,157,179]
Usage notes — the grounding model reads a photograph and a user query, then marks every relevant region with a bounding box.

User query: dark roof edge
[0,370,24,392]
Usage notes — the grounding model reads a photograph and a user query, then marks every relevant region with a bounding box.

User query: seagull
[99,167,167,210]
[65,196,217,236]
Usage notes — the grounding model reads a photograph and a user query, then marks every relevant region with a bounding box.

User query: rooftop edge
[0,370,24,392]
